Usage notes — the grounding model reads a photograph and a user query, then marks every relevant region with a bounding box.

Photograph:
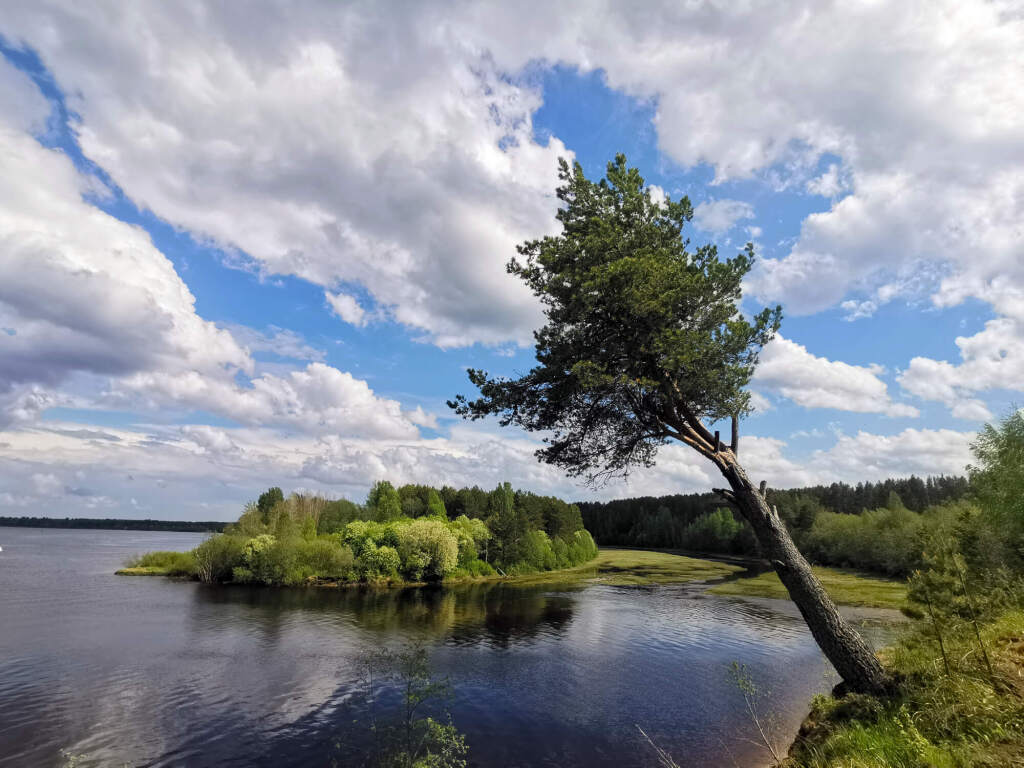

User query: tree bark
[717,456,890,695]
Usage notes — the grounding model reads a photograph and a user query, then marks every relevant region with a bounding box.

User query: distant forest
[0,517,229,533]
[578,475,970,558]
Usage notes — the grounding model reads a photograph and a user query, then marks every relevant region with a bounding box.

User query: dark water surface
[0,528,896,767]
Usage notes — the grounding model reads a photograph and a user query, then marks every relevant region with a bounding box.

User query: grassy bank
[506,547,744,587]
[115,550,196,577]
[708,566,908,609]
[784,609,1024,767]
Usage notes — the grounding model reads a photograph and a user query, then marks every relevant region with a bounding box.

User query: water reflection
[186,579,578,647]
[0,529,901,768]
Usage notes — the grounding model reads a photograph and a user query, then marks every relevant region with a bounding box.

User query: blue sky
[0,2,1020,519]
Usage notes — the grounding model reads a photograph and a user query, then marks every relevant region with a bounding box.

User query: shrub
[193,534,246,583]
[359,542,402,580]
[396,519,459,581]
[456,559,496,578]
[295,538,355,580]
[343,520,399,557]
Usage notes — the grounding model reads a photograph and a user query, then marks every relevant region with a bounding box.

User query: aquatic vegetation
[709,567,908,610]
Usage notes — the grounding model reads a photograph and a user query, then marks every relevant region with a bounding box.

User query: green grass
[785,610,1024,768]
[708,566,908,609]
[508,547,744,587]
[116,550,196,577]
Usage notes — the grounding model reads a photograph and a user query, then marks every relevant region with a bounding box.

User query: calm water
[0,528,896,767]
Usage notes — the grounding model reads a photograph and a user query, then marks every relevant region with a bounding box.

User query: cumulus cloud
[2,3,570,348]
[754,336,919,418]
[324,291,368,328]
[4,1,1018,338]
[692,199,754,235]
[0,57,425,441]
[899,317,1024,421]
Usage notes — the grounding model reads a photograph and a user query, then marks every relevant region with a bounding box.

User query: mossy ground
[507,547,744,587]
[708,566,908,609]
[784,610,1024,768]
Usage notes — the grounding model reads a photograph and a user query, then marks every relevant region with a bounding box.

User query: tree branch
[713,487,738,506]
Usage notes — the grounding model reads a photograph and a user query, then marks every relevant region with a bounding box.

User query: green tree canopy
[450,155,780,482]
[367,480,403,522]
[450,154,889,694]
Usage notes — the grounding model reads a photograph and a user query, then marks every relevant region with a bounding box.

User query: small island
[120,481,601,587]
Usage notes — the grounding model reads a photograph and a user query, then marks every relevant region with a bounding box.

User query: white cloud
[116,363,421,440]
[4,1,1018,342]
[692,199,754,235]
[0,417,978,518]
[227,325,325,362]
[324,291,367,328]
[754,336,918,418]
[0,57,425,442]
[899,317,1024,420]
[806,427,975,484]
[2,4,568,348]
[805,163,846,198]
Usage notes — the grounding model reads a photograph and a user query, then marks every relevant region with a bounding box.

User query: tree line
[577,474,970,564]
[0,516,228,532]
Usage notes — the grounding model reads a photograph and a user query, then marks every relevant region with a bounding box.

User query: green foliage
[395,519,459,581]
[295,538,355,580]
[368,481,403,522]
[358,643,468,768]
[450,154,781,482]
[680,508,745,552]
[577,476,969,556]
[193,534,245,583]
[359,542,402,580]
[788,611,1024,768]
[318,498,364,534]
[257,487,284,522]
[968,409,1024,571]
[136,478,599,587]
[426,489,447,518]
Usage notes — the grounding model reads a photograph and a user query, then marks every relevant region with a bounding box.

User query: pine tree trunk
[719,457,891,695]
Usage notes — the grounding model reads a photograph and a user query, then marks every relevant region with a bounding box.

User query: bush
[456,559,496,578]
[193,535,246,583]
[358,542,402,580]
[343,520,399,558]
[396,519,459,581]
[294,538,355,581]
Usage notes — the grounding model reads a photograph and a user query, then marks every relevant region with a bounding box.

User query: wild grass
[708,566,908,609]
[784,610,1024,768]
[117,550,197,577]
[508,547,744,587]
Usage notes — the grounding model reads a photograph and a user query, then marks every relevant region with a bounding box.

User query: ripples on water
[0,528,894,767]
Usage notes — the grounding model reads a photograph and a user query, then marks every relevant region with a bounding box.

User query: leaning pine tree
[449,155,890,695]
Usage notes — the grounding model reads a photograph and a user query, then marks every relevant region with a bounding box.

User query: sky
[0,1,1021,520]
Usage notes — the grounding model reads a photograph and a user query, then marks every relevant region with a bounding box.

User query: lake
[0,528,897,767]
